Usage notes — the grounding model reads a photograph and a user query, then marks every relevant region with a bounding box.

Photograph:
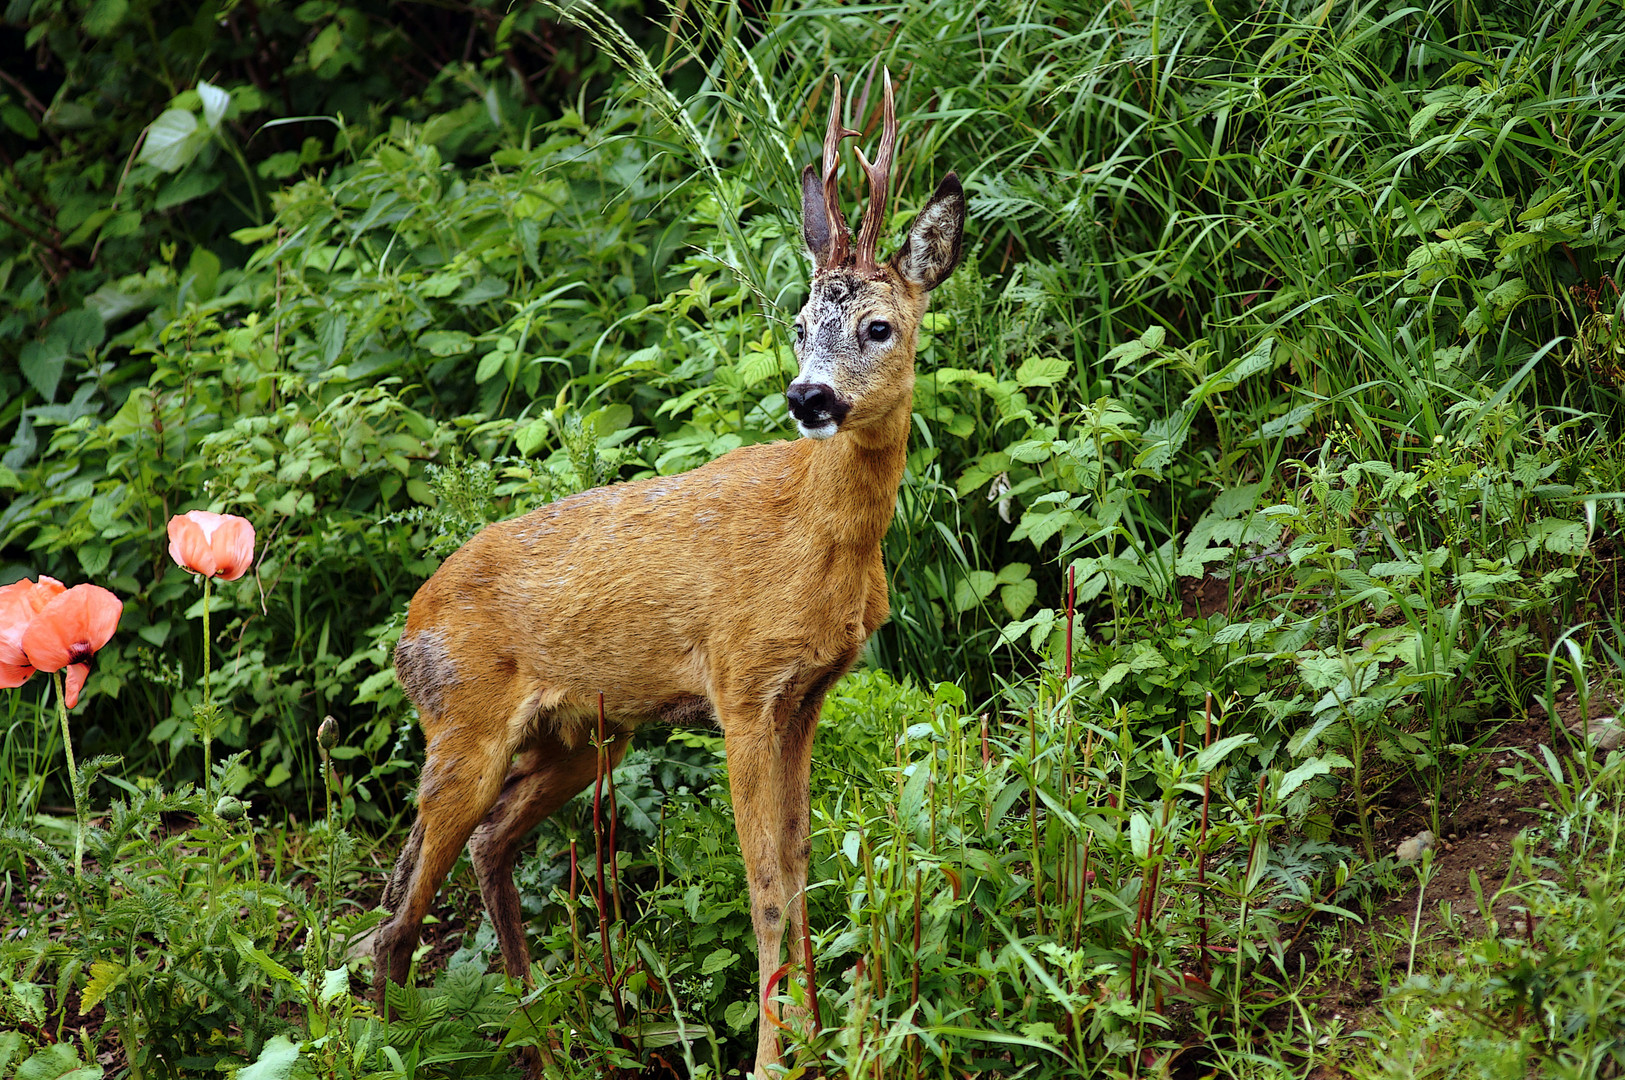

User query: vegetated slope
[0,0,1623,1076]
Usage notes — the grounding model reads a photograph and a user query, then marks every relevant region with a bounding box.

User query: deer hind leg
[468,735,630,982]
[373,722,516,1003]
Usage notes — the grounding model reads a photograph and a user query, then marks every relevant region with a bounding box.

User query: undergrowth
[2,0,1624,1076]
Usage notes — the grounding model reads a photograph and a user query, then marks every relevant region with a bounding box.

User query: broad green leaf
[16,1044,101,1080]
[237,1035,299,1080]
[19,340,65,401]
[139,108,204,172]
[1014,355,1069,387]
[952,570,998,612]
[1129,812,1153,860]
[229,931,301,988]
[701,948,737,976]
[198,80,230,130]
[419,330,473,357]
[317,311,348,366]
[737,348,779,386]
[82,0,128,36]
[515,417,550,455]
[1195,733,1256,774]
[320,967,349,1004]
[1001,578,1037,619]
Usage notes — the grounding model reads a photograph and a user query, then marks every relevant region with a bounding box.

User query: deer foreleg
[723,665,843,1078]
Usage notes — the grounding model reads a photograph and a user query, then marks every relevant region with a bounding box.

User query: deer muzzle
[786,380,850,439]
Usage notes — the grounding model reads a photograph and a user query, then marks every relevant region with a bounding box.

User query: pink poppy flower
[0,576,67,688]
[168,511,256,581]
[19,584,123,708]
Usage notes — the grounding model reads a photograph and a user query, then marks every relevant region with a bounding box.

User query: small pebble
[1396,830,1435,862]
[1498,817,1509,826]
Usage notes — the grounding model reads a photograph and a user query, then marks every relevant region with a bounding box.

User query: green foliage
[2,0,1624,1075]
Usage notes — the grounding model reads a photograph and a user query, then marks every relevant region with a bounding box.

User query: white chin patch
[796,419,839,440]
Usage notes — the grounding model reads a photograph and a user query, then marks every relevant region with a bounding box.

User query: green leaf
[16,1044,101,1080]
[475,349,507,384]
[1129,812,1153,860]
[81,0,128,36]
[737,348,779,387]
[229,931,301,988]
[419,330,473,357]
[1014,355,1069,387]
[1000,578,1037,619]
[1,102,38,139]
[952,570,998,613]
[320,967,349,1004]
[139,108,204,173]
[19,339,65,401]
[1195,733,1256,774]
[724,998,755,1032]
[198,80,230,130]
[80,960,126,1014]
[237,1035,300,1080]
[77,542,111,577]
[700,948,737,976]
[317,311,348,366]
[1277,754,1349,801]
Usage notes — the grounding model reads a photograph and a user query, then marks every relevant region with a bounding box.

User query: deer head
[788,70,966,441]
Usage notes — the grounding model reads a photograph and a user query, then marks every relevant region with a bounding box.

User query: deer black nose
[787,381,850,425]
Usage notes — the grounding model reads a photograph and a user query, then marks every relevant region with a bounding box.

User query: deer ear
[801,164,833,267]
[891,172,965,291]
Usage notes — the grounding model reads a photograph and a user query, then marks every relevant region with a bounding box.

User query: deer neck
[799,386,912,553]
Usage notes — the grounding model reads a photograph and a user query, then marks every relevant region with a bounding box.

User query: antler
[853,68,897,278]
[820,75,860,270]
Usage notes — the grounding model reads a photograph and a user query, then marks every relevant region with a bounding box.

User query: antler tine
[853,68,897,277]
[821,75,860,269]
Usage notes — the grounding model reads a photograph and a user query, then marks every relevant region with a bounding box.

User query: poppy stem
[54,670,83,878]
[201,576,212,799]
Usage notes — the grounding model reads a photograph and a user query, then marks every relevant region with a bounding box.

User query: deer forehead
[799,270,915,330]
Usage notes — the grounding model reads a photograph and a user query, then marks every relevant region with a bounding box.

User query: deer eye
[867,320,892,343]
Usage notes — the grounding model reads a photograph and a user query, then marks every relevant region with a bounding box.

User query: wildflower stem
[201,575,212,799]
[54,670,83,877]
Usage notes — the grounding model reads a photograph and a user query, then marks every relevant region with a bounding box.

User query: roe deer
[374,68,965,1076]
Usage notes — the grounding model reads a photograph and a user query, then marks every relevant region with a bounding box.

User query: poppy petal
[63,663,89,709]
[20,585,123,673]
[0,577,67,683]
[168,514,216,577]
[210,516,256,581]
[0,657,34,689]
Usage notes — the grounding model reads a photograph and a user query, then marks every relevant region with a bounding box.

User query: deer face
[788,177,966,439]
[787,71,966,440]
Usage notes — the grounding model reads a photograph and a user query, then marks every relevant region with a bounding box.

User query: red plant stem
[1198,694,1213,979]
[1064,564,1075,680]
[800,889,821,1031]
[593,694,627,1032]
